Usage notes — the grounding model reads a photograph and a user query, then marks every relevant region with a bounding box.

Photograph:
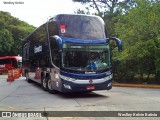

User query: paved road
[0,75,160,120]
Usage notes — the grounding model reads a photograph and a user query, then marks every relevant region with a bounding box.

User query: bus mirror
[107,37,122,52]
[50,35,63,50]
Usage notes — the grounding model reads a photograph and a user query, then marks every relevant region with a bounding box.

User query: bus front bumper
[61,79,112,93]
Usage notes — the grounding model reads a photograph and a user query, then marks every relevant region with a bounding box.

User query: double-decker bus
[0,56,22,74]
[22,14,122,93]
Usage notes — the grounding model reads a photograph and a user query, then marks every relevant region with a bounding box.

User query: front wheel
[46,77,57,94]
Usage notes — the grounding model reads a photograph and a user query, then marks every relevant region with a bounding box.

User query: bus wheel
[46,77,57,94]
[41,76,47,91]
[25,72,31,83]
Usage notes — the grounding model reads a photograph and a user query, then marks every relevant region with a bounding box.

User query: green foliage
[0,29,14,55]
[155,35,160,72]
[73,0,120,16]
[114,0,160,83]
[0,11,35,56]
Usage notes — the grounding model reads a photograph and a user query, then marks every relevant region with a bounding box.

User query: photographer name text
[3,1,24,5]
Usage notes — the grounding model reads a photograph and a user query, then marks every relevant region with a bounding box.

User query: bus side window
[30,58,39,67]
[46,55,50,67]
[49,20,59,36]
[50,37,60,67]
[52,51,60,67]
[40,58,46,67]
[39,56,47,67]
[11,58,18,68]
[38,55,50,68]
[23,43,30,60]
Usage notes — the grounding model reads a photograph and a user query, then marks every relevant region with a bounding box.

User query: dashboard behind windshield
[62,44,110,72]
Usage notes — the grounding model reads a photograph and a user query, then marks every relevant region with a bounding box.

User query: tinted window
[48,19,59,36]
[0,58,17,68]
[39,55,50,67]
[0,59,11,64]
[50,37,60,67]
[23,43,29,60]
[56,15,106,39]
[27,24,47,44]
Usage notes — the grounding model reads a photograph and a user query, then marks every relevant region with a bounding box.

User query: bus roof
[23,14,106,41]
[55,14,105,39]
[55,14,104,20]
[0,56,22,60]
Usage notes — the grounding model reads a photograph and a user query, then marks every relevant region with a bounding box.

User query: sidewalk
[113,83,160,89]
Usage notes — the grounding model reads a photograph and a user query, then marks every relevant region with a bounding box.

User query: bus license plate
[86,86,95,90]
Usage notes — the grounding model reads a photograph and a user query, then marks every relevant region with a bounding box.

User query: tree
[73,0,121,16]
[0,11,35,56]
[0,29,14,55]
[114,0,160,83]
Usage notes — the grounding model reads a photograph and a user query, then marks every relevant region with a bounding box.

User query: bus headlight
[107,82,112,87]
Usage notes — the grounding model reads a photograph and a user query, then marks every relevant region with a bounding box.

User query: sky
[0,0,83,27]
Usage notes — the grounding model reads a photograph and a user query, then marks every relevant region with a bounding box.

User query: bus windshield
[62,44,110,72]
[57,14,106,39]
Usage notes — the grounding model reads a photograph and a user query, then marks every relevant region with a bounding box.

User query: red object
[34,68,41,79]
[86,86,95,90]
[13,68,21,79]
[60,24,66,33]
[0,56,22,74]
[7,68,15,82]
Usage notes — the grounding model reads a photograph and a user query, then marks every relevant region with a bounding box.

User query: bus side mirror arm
[106,37,122,52]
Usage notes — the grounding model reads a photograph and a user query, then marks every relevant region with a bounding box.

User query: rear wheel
[41,75,47,91]
[46,76,57,94]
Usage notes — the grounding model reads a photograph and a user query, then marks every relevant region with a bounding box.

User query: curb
[113,84,160,89]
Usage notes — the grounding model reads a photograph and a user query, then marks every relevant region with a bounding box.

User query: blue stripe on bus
[60,70,111,79]
[61,37,107,44]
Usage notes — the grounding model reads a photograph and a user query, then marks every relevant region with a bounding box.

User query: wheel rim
[48,79,52,90]
[42,78,47,88]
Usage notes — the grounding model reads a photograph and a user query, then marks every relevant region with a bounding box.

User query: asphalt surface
[0,75,160,120]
